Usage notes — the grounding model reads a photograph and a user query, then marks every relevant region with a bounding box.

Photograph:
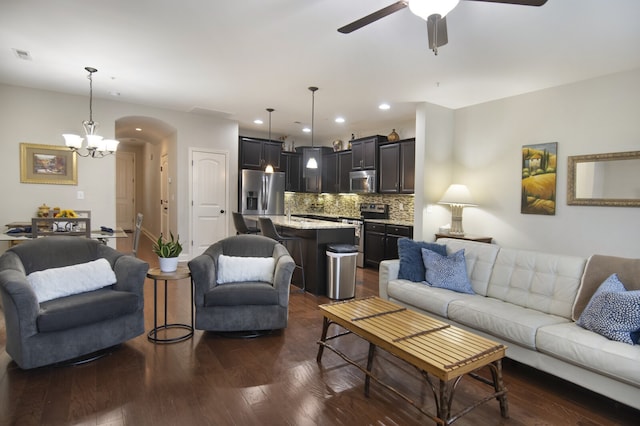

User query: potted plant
[153,232,183,272]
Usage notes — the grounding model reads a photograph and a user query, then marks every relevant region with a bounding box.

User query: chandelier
[62,67,119,158]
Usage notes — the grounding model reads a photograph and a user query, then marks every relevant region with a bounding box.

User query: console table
[435,233,493,244]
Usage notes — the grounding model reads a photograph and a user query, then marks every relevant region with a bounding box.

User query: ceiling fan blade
[427,15,448,55]
[338,1,408,34]
[464,0,548,6]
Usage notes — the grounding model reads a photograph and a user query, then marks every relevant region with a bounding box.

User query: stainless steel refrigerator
[240,169,285,215]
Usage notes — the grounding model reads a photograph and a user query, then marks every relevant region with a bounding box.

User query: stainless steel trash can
[326,244,358,300]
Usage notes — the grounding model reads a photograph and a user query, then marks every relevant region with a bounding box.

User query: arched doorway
[115,116,176,239]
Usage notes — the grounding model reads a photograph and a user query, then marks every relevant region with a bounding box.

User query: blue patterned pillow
[397,238,447,282]
[421,248,474,294]
[577,273,640,345]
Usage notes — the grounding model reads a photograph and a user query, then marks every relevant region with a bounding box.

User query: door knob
[220,209,225,214]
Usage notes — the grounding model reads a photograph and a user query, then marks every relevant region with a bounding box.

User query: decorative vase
[158,257,179,273]
[388,129,400,142]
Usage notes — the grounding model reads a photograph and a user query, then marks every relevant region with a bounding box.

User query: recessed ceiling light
[302,127,311,133]
[254,119,263,124]
[135,128,142,132]
[335,117,345,123]
[378,103,390,110]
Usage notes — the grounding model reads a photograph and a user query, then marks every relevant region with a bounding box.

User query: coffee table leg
[364,343,376,397]
[316,317,330,362]
[491,360,509,418]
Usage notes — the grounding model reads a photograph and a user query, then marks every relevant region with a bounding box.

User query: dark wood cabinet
[301,147,332,192]
[351,135,386,170]
[379,143,400,193]
[378,138,415,194]
[385,224,413,260]
[364,222,413,267]
[400,139,415,194]
[281,151,302,192]
[239,136,282,170]
[322,152,338,193]
[364,222,386,267]
[338,151,352,193]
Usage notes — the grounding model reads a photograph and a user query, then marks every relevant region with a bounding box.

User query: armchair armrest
[273,248,295,307]
[112,255,149,309]
[379,259,400,300]
[188,253,216,307]
[0,268,40,339]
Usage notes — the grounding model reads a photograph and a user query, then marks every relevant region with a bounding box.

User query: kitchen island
[244,215,356,296]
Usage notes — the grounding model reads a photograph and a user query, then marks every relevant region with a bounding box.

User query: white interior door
[115,151,135,231]
[161,154,169,238]
[191,150,227,257]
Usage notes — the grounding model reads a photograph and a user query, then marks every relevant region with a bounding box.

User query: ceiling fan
[338,0,548,55]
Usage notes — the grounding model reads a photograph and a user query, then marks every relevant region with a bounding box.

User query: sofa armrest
[379,259,400,300]
[188,253,216,307]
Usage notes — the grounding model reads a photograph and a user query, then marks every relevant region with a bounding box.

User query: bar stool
[258,217,306,292]
[233,212,260,235]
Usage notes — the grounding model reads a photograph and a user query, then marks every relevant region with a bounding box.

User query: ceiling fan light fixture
[409,0,459,20]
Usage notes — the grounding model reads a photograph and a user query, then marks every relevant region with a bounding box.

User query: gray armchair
[0,236,148,369]
[188,235,295,332]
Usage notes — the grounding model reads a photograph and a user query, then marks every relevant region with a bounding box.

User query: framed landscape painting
[20,143,78,185]
[521,142,557,215]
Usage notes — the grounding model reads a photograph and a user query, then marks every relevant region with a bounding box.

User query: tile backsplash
[285,193,414,222]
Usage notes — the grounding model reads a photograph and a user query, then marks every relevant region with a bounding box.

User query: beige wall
[418,68,640,258]
[0,84,239,256]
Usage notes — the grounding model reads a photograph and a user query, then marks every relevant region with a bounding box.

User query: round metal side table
[146,265,194,343]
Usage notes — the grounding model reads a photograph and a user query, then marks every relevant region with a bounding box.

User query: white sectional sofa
[379,238,640,410]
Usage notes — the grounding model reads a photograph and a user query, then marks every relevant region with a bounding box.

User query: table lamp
[438,184,477,236]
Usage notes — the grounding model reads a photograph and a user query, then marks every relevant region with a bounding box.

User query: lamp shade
[409,0,460,20]
[438,184,477,206]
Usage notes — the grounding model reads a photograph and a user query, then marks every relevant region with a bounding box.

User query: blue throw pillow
[421,248,474,294]
[397,238,447,282]
[576,273,640,345]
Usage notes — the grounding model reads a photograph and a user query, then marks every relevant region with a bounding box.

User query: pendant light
[264,108,275,173]
[62,67,119,158]
[306,86,319,169]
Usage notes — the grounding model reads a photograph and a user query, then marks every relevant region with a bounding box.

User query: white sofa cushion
[447,297,570,350]
[486,247,586,319]
[537,322,640,387]
[387,279,475,318]
[439,238,500,296]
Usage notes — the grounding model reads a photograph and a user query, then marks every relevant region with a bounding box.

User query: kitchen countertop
[243,215,358,230]
[292,213,414,227]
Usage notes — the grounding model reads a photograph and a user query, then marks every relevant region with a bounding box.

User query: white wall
[450,69,640,258]
[0,84,239,255]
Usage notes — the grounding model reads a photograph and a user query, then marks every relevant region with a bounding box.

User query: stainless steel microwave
[349,170,377,193]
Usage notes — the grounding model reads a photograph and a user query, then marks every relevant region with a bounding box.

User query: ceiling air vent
[13,48,32,60]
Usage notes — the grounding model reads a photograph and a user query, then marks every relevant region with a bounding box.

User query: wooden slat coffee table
[316,297,508,425]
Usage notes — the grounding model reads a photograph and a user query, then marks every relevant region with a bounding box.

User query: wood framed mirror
[567,150,640,207]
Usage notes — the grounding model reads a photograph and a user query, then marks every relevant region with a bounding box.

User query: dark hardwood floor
[1,234,638,425]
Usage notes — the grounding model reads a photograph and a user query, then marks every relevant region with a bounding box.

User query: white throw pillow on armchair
[216,254,275,284]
